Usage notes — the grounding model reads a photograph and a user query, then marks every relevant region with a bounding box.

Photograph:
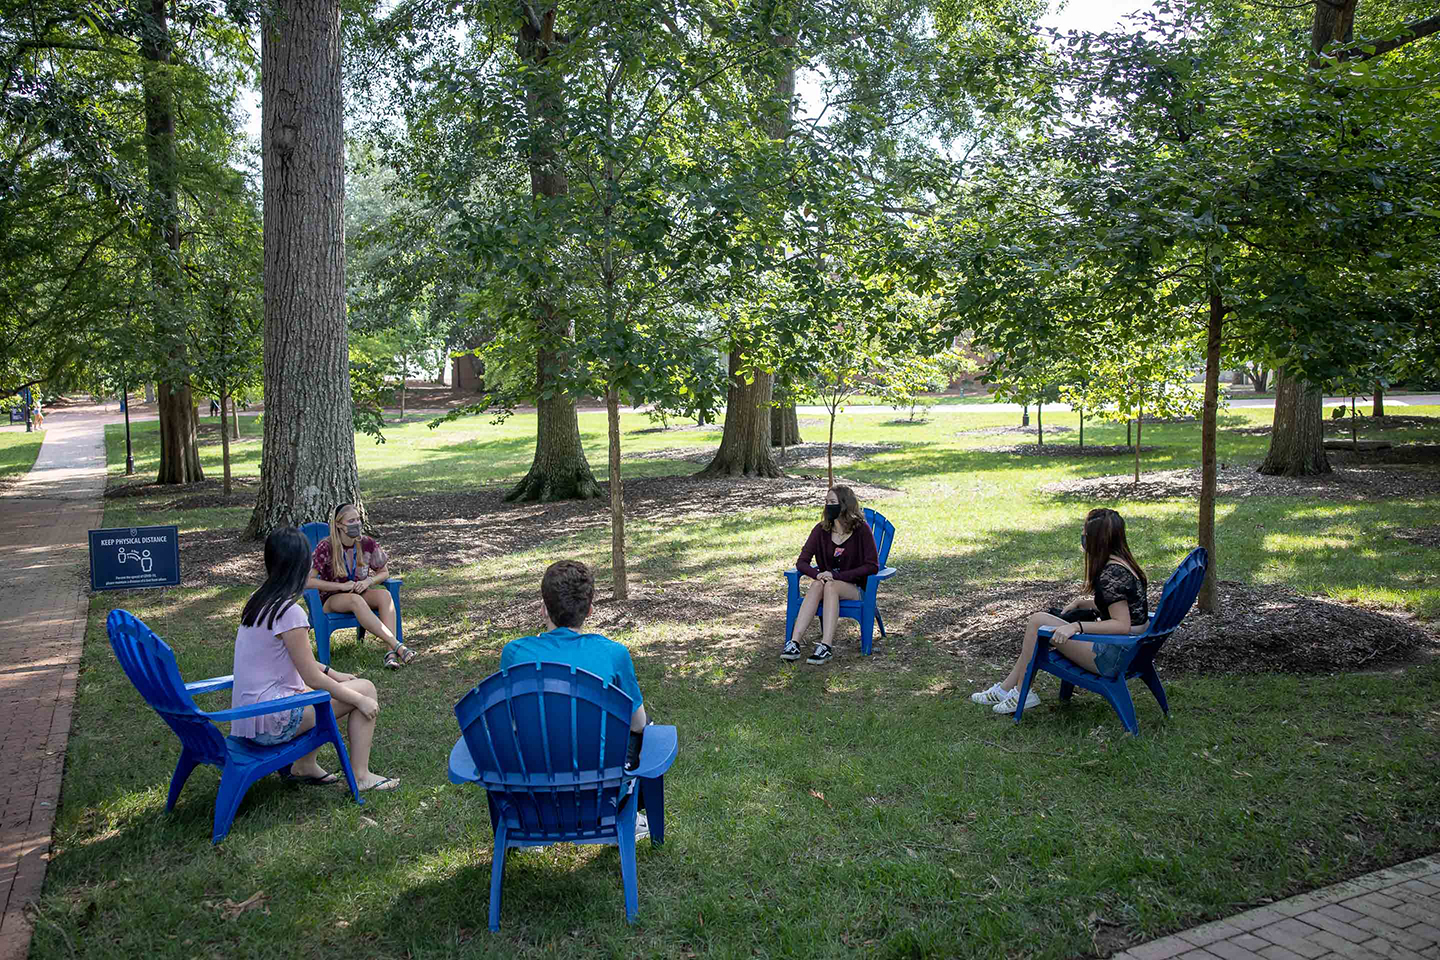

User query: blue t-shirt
[499,627,644,713]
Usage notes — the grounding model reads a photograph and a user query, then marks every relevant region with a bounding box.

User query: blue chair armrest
[185,675,234,696]
[384,577,403,589]
[202,689,333,723]
[869,567,896,584]
[784,569,802,583]
[625,724,678,780]
[449,735,480,785]
[1037,625,1145,647]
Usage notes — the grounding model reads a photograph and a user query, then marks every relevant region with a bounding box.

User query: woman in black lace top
[971,508,1150,715]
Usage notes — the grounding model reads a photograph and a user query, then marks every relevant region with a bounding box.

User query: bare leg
[1002,612,1068,691]
[366,588,398,643]
[327,678,393,790]
[788,580,824,643]
[288,707,325,778]
[819,579,862,646]
[324,594,399,649]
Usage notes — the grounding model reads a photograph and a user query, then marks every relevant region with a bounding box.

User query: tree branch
[1344,13,1440,61]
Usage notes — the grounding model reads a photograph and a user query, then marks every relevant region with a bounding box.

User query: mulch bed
[1006,444,1157,457]
[1390,526,1440,548]
[912,579,1439,675]
[625,441,901,470]
[956,425,1075,438]
[156,472,901,587]
[1234,414,1440,437]
[1040,463,1440,502]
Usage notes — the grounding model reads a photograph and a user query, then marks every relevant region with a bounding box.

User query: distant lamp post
[122,366,135,475]
[1022,403,1030,427]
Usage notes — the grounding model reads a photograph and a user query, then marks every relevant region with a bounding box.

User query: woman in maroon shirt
[783,485,879,664]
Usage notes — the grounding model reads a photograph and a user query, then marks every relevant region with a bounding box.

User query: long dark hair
[240,526,312,630]
[823,484,866,534]
[1083,508,1147,593]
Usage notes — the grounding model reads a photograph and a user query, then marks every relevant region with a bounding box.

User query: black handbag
[1048,606,1101,624]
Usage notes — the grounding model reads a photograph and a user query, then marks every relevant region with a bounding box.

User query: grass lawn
[0,428,43,482]
[34,406,1440,959]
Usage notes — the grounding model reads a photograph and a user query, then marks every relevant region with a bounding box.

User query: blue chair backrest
[301,521,329,554]
[455,662,635,837]
[1129,547,1208,672]
[107,609,227,766]
[863,508,896,569]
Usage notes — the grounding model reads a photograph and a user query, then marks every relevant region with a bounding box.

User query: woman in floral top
[306,503,415,668]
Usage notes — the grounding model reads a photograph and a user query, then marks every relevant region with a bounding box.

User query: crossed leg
[324,589,400,652]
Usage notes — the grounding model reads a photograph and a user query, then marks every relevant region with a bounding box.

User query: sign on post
[89,526,181,591]
[7,407,20,424]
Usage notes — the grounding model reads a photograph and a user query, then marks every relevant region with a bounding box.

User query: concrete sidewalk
[0,413,107,960]
[1118,855,1440,960]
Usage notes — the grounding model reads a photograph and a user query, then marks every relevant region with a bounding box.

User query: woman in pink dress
[231,526,398,791]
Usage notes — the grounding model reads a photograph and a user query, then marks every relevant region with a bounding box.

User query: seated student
[783,484,880,665]
[501,559,652,837]
[307,503,415,669]
[232,526,398,791]
[971,507,1150,715]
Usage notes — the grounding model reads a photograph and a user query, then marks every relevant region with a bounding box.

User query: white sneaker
[971,682,1010,705]
[993,688,1040,715]
[601,812,650,845]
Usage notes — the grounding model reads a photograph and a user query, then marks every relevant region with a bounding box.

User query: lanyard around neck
[342,543,360,580]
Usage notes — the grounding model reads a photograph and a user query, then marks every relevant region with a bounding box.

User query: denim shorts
[248,706,305,746]
[1090,641,1128,678]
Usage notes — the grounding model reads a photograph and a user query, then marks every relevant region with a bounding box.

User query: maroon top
[311,536,388,604]
[796,521,879,584]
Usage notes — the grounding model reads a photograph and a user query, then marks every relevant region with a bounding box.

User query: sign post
[88,525,181,592]
[21,386,33,433]
[122,365,135,475]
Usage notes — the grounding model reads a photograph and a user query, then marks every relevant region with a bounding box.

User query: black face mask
[824,504,842,522]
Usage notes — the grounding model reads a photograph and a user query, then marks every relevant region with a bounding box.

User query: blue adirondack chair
[1014,547,1209,735]
[300,521,404,666]
[448,661,679,931]
[106,609,363,844]
[784,507,897,655]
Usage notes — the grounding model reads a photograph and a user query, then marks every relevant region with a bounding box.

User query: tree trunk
[157,382,203,483]
[1373,382,1385,417]
[771,404,803,446]
[699,351,781,477]
[1133,392,1142,484]
[506,5,601,502]
[827,408,836,488]
[1351,396,1358,450]
[232,400,240,439]
[399,357,406,422]
[1078,404,1084,451]
[1312,0,1358,52]
[1037,403,1043,447]
[1259,369,1331,476]
[247,0,359,537]
[607,385,627,600]
[1197,292,1224,613]
[1127,419,1132,448]
[221,387,232,497]
[145,382,156,404]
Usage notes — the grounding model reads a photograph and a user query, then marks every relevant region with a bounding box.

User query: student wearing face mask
[782,484,879,665]
[306,503,415,669]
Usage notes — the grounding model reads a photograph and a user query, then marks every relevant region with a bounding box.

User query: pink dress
[230,602,310,739]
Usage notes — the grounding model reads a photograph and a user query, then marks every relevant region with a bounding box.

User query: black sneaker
[781,640,802,661]
[806,643,833,665]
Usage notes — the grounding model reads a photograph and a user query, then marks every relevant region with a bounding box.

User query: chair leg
[859,612,874,656]
[1138,665,1169,716]
[318,703,363,803]
[1014,646,1044,725]
[489,819,509,932]
[616,802,639,924]
[167,751,202,812]
[639,776,665,846]
[211,765,252,845]
[1099,680,1141,736]
[389,582,404,646]
[356,626,365,644]
[875,609,887,638]
[1059,681,1076,703]
[316,623,332,667]
[784,579,801,644]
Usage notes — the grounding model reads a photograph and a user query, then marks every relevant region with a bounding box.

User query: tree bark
[1373,382,1385,416]
[145,382,156,404]
[771,404,803,446]
[1133,391,1141,484]
[232,399,240,438]
[157,382,203,483]
[1197,292,1224,613]
[1078,405,1084,451]
[507,4,601,502]
[699,350,781,477]
[1259,369,1331,476]
[247,0,359,537]
[607,385,627,600]
[1037,402,1043,447]
[827,407,836,488]
[221,388,232,497]
[1312,0,1357,52]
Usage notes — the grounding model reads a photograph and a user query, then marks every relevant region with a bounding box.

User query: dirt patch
[913,579,1439,674]
[1390,526,1440,548]
[106,476,259,510]
[1040,463,1440,502]
[168,472,901,585]
[1234,414,1440,437]
[1006,444,1157,458]
[625,441,901,470]
[1328,443,1440,466]
[956,425,1075,438]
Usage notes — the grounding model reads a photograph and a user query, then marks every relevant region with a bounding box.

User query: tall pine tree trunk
[141,0,202,485]
[700,351,781,477]
[1197,292,1224,612]
[508,4,601,502]
[1259,369,1331,476]
[771,404,802,446]
[1373,382,1385,416]
[247,0,359,537]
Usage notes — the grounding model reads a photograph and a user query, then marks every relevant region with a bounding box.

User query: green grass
[34,406,1440,959]
[0,428,43,481]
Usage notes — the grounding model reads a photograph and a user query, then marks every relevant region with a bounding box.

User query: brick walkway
[0,413,107,960]
[1120,855,1440,960]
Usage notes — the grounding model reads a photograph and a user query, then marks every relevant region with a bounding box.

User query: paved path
[1119,855,1440,960]
[0,412,106,960]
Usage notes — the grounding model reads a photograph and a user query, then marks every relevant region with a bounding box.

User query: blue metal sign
[89,525,181,591]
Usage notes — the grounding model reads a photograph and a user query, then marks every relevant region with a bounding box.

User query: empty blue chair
[106,609,363,843]
[300,520,404,666]
[448,661,679,930]
[784,507,897,655]
[1014,547,1209,735]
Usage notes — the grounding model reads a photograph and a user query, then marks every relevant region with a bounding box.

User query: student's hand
[356,577,371,592]
[355,696,379,720]
[344,580,357,593]
[1053,622,1079,643]
[817,571,834,582]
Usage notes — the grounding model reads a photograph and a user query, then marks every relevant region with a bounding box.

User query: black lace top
[1093,563,1149,627]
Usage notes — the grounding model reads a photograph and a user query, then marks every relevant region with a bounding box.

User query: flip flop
[283,771,340,786]
[357,777,400,793]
